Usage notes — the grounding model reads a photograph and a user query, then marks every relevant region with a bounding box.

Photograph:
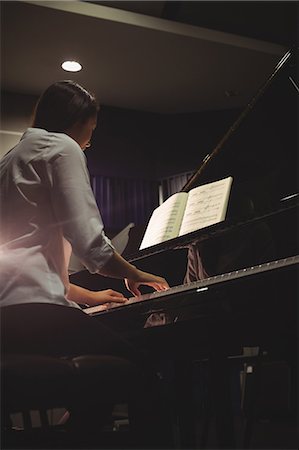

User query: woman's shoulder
[25,128,79,148]
[17,128,85,167]
[49,130,80,151]
[35,129,83,159]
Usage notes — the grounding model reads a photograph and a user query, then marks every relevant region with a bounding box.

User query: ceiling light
[61,61,82,72]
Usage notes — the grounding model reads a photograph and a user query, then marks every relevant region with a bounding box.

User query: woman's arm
[99,252,169,296]
[67,283,127,306]
[68,251,169,304]
[50,141,169,295]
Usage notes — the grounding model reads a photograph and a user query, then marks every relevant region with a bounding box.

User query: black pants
[1,303,174,448]
[1,303,142,359]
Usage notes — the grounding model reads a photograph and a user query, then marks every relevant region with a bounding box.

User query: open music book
[139,176,233,250]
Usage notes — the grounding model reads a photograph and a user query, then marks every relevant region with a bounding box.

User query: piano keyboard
[84,255,299,316]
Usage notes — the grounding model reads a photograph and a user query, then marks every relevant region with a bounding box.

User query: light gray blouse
[0,128,114,308]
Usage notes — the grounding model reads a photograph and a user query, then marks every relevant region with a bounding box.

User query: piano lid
[181,48,297,192]
[123,47,298,261]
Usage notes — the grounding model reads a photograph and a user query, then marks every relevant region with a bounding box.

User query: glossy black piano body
[85,243,298,362]
[73,198,298,448]
[70,48,298,448]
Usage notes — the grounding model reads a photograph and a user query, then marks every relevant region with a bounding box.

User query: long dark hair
[32,80,98,132]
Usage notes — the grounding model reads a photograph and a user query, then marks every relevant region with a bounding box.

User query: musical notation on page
[140,177,233,249]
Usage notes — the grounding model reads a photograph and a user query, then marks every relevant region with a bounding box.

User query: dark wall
[87,104,242,180]
[153,109,241,178]
[87,105,161,179]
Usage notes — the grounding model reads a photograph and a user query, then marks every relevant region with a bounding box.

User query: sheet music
[179,177,233,236]
[139,192,187,249]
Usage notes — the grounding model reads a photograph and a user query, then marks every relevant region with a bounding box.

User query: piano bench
[1,354,140,449]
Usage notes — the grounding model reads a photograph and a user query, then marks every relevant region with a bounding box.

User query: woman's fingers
[92,289,127,304]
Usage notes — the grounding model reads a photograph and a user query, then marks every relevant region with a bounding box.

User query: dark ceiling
[1,1,297,114]
[92,1,298,47]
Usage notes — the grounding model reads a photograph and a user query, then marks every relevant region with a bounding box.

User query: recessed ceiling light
[61,61,82,72]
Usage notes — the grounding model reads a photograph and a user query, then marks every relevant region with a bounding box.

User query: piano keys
[84,254,298,361]
[84,255,299,318]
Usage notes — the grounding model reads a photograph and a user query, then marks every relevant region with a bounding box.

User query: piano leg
[208,350,236,449]
[173,358,197,449]
[159,352,236,449]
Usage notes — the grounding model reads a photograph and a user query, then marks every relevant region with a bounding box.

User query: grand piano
[71,47,298,448]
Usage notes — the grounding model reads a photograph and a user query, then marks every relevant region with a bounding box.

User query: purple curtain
[160,171,194,200]
[92,175,159,229]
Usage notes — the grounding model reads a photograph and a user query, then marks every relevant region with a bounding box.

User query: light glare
[61,61,82,72]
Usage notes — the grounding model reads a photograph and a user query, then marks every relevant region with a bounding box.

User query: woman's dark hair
[32,80,98,132]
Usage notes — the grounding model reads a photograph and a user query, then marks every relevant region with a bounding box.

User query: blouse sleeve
[49,137,115,273]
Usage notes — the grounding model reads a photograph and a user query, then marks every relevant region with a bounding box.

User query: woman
[0,80,169,357]
[0,81,174,447]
